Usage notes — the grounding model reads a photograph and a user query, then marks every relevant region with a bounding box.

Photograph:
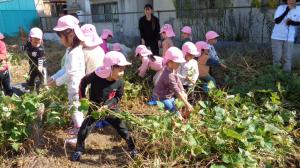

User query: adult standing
[271,0,300,72]
[139,4,160,55]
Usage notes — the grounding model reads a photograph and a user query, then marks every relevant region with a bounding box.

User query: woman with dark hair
[138,4,161,55]
[271,0,300,72]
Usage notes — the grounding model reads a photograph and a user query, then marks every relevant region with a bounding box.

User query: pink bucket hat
[101,29,114,40]
[160,24,175,38]
[53,15,85,41]
[29,27,43,39]
[163,47,186,65]
[0,33,4,40]
[195,41,209,55]
[135,45,152,57]
[181,26,192,34]
[112,43,121,51]
[95,51,131,78]
[182,42,199,57]
[81,24,103,47]
[205,31,219,41]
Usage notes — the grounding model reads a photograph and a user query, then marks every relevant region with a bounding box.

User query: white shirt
[208,44,220,61]
[178,59,199,86]
[271,5,300,42]
[83,46,105,75]
[51,45,85,101]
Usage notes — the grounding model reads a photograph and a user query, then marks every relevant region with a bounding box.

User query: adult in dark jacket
[139,4,160,55]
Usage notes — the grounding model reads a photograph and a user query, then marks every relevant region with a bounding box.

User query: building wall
[0,0,39,36]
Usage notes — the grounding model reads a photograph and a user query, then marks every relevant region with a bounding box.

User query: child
[180,26,192,48]
[81,24,105,75]
[47,15,86,134]
[112,42,131,57]
[23,27,45,90]
[100,29,113,53]
[160,24,175,57]
[178,42,199,91]
[153,47,194,119]
[135,45,163,85]
[195,41,227,92]
[71,51,137,161]
[206,31,220,61]
[0,33,13,96]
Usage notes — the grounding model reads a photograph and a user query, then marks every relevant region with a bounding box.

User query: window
[91,2,118,22]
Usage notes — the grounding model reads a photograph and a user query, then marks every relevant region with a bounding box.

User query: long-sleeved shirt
[24,41,45,67]
[83,46,105,75]
[208,44,220,61]
[153,67,184,100]
[138,56,163,77]
[271,5,300,42]
[178,59,199,86]
[139,15,160,42]
[79,71,124,111]
[51,45,85,102]
[100,39,109,54]
[0,40,8,72]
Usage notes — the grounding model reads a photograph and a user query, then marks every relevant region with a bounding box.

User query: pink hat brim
[84,34,103,47]
[74,27,85,42]
[95,66,111,78]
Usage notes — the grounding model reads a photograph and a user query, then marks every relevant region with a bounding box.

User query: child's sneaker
[147,100,157,106]
[129,149,138,158]
[71,151,82,161]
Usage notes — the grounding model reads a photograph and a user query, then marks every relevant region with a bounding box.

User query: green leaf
[223,128,243,141]
[11,142,22,151]
[210,165,227,168]
[79,98,90,111]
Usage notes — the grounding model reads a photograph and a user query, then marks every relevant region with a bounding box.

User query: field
[0,38,299,168]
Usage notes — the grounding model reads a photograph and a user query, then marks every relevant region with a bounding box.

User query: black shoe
[71,151,82,161]
[129,149,138,158]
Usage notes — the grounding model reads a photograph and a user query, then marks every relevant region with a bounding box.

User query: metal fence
[40,6,276,45]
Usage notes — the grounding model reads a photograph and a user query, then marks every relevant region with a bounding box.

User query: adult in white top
[271,0,300,72]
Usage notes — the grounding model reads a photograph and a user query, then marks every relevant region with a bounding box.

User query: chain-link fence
[40,6,276,46]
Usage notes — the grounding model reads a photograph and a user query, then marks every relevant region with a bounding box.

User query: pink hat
[195,41,209,55]
[53,15,85,41]
[163,47,186,65]
[181,26,192,34]
[112,43,121,51]
[29,27,43,39]
[205,31,219,41]
[0,33,4,40]
[101,29,114,40]
[135,45,152,57]
[160,24,175,38]
[95,51,131,78]
[81,24,103,47]
[182,42,199,57]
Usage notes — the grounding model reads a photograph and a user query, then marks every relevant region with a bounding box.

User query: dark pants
[0,70,13,96]
[75,115,135,152]
[145,40,159,56]
[27,65,43,87]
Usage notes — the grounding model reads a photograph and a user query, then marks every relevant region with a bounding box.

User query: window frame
[90,2,118,23]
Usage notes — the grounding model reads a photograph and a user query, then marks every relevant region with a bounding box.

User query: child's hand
[47,78,56,87]
[186,103,194,113]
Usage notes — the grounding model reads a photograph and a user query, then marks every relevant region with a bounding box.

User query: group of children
[0,15,227,161]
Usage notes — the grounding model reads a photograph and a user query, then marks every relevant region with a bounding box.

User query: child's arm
[79,72,94,99]
[177,91,193,112]
[138,57,150,77]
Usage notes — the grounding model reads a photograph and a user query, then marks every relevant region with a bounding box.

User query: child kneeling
[71,51,137,161]
[153,47,194,119]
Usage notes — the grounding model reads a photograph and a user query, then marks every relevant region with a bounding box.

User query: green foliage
[124,81,142,100]
[107,86,298,167]
[0,87,69,152]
